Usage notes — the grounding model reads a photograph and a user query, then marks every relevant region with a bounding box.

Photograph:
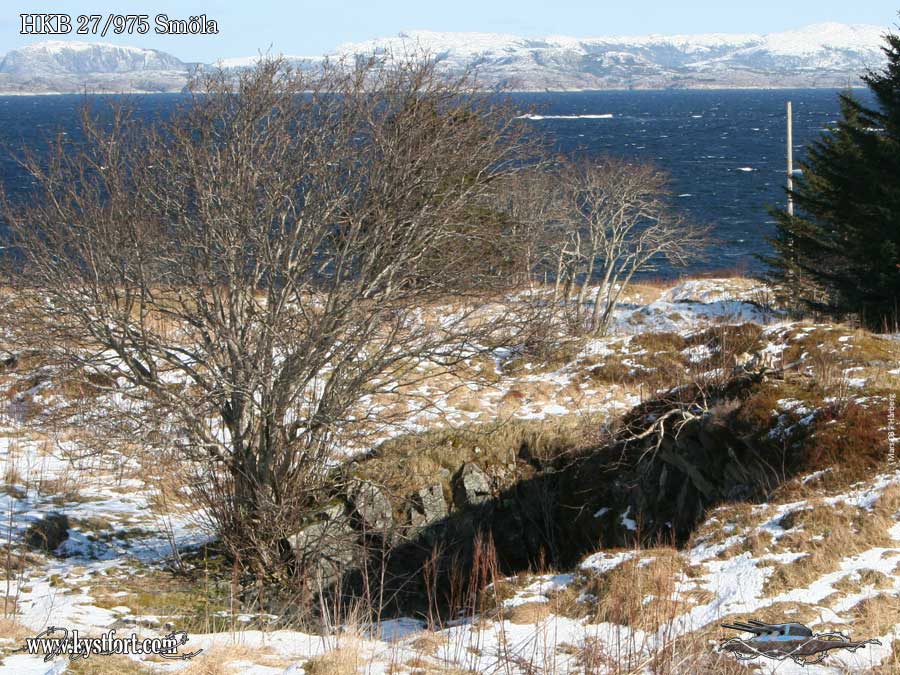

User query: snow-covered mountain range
[0,41,192,93]
[0,22,888,93]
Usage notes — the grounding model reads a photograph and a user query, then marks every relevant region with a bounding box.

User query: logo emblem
[719,618,881,665]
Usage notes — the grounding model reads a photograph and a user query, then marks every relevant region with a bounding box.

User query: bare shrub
[1,55,544,592]
[552,158,708,335]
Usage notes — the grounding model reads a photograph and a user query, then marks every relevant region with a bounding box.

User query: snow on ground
[2,277,898,673]
[0,423,212,673]
[608,277,774,335]
[339,277,785,455]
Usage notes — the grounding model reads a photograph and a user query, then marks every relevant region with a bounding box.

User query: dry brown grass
[65,655,156,675]
[728,364,893,492]
[863,366,900,396]
[575,621,756,675]
[584,355,643,385]
[177,652,234,675]
[867,639,900,674]
[408,630,450,656]
[86,563,232,634]
[618,282,669,304]
[682,588,716,607]
[355,412,600,506]
[451,354,503,385]
[526,579,591,621]
[846,594,900,638]
[397,660,477,675]
[0,617,31,642]
[689,323,765,370]
[857,569,894,590]
[175,644,290,675]
[771,470,832,502]
[733,378,823,439]
[781,325,900,371]
[44,370,117,400]
[771,325,900,410]
[0,373,44,401]
[876,484,900,516]
[777,454,899,505]
[629,330,688,355]
[303,639,365,675]
[497,389,527,415]
[502,336,587,377]
[763,500,895,596]
[134,449,196,515]
[687,502,768,551]
[575,548,686,633]
[516,380,557,404]
[648,626,761,675]
[799,400,891,480]
[715,530,775,560]
[504,600,552,625]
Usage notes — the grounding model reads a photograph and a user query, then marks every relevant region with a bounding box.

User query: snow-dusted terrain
[0,22,888,93]
[0,41,185,76]
[1,277,898,674]
[327,22,886,89]
[0,41,191,94]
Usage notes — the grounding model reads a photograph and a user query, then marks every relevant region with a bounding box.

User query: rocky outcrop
[349,371,800,613]
[452,463,491,507]
[350,481,393,533]
[288,502,359,589]
[559,380,781,556]
[296,370,797,617]
[409,484,448,530]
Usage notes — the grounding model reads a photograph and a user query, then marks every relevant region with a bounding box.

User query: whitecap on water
[516,113,614,120]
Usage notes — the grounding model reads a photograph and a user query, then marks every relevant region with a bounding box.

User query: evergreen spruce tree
[765,22,900,330]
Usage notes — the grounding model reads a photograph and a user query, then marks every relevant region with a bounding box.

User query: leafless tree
[1,56,544,584]
[553,158,708,335]
[492,169,569,286]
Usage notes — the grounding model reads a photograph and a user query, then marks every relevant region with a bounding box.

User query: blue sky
[1,1,897,62]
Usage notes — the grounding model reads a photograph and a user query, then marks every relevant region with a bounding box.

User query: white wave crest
[517,113,614,120]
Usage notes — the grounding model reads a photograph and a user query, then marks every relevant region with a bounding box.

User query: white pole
[787,101,794,217]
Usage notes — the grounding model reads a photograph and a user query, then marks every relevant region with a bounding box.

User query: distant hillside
[0,22,889,94]
[323,22,887,90]
[0,41,191,93]
[0,41,185,75]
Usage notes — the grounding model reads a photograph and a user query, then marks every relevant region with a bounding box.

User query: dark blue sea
[0,89,872,274]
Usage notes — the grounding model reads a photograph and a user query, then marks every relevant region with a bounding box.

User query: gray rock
[409,484,448,529]
[418,484,447,522]
[453,463,491,507]
[351,481,393,532]
[288,508,358,588]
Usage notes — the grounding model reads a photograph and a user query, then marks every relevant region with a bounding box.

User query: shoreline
[0,84,869,97]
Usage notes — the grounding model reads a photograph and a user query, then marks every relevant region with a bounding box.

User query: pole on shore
[787,101,794,217]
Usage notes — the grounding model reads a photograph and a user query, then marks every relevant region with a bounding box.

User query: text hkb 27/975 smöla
[20,14,219,36]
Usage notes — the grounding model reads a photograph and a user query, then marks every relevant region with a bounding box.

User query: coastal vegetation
[767,21,900,331]
[0,20,898,675]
